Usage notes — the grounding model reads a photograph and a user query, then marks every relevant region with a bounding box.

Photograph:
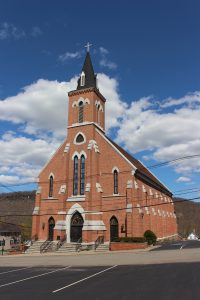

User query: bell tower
[67,45,106,132]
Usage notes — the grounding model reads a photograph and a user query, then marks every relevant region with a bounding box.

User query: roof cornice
[68,87,106,102]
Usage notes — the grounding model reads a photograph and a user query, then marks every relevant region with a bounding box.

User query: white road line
[0,266,32,275]
[52,265,118,294]
[0,266,71,288]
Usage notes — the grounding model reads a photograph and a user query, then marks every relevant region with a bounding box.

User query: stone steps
[57,243,78,253]
[25,240,45,254]
[95,244,110,252]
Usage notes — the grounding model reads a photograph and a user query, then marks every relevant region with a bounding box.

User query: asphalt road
[1,263,200,300]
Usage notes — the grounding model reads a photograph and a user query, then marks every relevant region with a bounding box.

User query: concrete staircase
[95,243,110,252]
[25,240,45,254]
[57,242,79,253]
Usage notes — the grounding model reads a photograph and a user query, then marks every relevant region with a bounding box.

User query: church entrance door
[110,216,119,242]
[48,217,55,241]
[70,212,84,242]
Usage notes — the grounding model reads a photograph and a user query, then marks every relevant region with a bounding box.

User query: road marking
[0,266,32,275]
[0,266,71,288]
[52,265,118,293]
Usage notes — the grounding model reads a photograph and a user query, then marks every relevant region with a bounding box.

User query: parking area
[151,240,200,251]
[1,262,200,300]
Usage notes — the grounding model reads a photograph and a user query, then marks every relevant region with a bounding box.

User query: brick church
[32,49,177,245]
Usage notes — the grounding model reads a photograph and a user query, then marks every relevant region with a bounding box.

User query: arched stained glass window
[73,156,79,195]
[76,134,84,144]
[80,155,85,195]
[49,175,53,197]
[114,170,118,194]
[78,101,84,123]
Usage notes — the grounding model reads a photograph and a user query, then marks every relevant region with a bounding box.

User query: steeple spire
[77,48,97,90]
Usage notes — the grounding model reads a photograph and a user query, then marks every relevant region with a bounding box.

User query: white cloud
[58,51,82,62]
[0,74,125,185]
[31,26,42,37]
[99,47,117,70]
[176,176,191,183]
[115,96,200,175]
[0,22,25,40]
[0,78,77,140]
[0,74,199,186]
[161,91,200,108]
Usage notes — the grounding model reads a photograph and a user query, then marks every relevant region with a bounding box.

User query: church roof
[77,52,97,90]
[0,223,21,233]
[107,137,172,196]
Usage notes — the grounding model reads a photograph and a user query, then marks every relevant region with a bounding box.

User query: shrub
[144,230,157,245]
[113,237,146,243]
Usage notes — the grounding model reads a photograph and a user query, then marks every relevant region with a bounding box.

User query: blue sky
[0,0,200,199]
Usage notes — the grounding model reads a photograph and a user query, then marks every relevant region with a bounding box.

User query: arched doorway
[70,212,84,242]
[48,217,55,241]
[110,216,119,242]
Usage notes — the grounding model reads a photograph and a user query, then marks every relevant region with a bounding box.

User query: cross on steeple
[84,42,92,52]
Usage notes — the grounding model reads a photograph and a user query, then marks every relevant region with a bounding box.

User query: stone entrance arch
[66,203,85,243]
[70,212,84,242]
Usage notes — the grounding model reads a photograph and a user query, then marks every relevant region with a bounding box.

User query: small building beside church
[32,50,177,245]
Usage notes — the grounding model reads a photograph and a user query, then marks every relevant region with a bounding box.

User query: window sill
[67,195,86,202]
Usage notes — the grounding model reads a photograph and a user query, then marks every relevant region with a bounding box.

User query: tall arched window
[97,104,100,124]
[114,170,118,194]
[78,101,84,123]
[73,156,79,195]
[80,71,85,86]
[80,155,85,195]
[49,175,53,197]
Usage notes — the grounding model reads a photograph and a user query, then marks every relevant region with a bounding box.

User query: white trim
[96,129,137,171]
[82,220,106,231]
[66,203,85,243]
[54,220,66,230]
[48,172,55,179]
[73,132,86,145]
[72,97,90,108]
[71,150,87,160]
[67,121,105,133]
[67,195,85,202]
[112,166,119,173]
[80,150,87,159]
[32,207,39,215]
[57,211,66,215]
[72,151,80,160]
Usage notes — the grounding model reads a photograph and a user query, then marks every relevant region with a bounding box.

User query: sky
[0,0,200,199]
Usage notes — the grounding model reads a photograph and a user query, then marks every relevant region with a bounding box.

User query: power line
[0,196,199,218]
[0,154,199,189]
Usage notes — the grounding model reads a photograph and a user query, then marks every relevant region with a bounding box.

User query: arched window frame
[73,156,79,196]
[80,155,85,195]
[80,71,85,86]
[49,175,54,197]
[73,132,86,145]
[113,170,118,195]
[78,101,84,123]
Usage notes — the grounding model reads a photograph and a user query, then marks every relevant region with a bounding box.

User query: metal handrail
[56,236,66,250]
[40,240,52,253]
[95,236,104,250]
[75,237,82,252]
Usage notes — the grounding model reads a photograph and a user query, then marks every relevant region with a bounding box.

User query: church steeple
[77,51,97,90]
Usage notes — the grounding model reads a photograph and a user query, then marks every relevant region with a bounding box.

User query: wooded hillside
[0,192,199,239]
